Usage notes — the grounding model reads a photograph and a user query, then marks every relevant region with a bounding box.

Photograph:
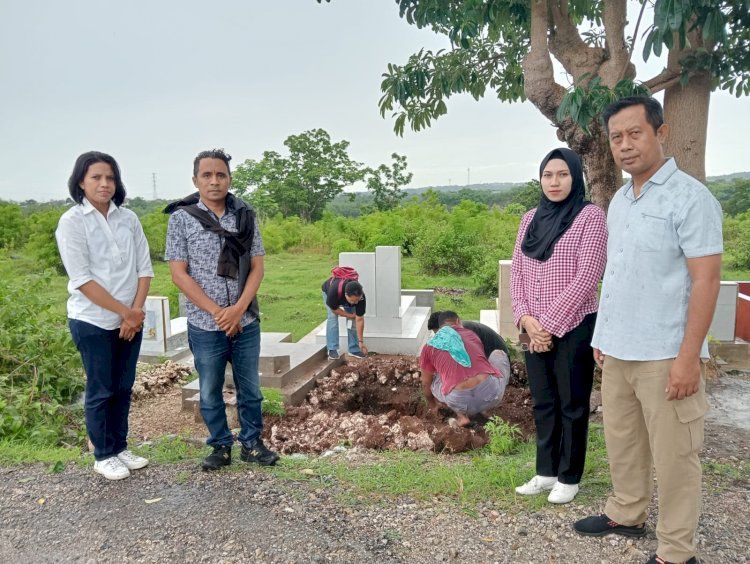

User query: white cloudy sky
[1,1,747,201]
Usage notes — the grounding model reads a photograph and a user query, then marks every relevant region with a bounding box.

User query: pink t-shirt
[419,326,500,395]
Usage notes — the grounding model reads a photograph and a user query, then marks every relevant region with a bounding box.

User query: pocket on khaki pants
[671,391,708,454]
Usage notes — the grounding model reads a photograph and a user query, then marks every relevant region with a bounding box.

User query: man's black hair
[344,280,363,297]
[427,311,441,332]
[601,95,664,135]
[437,310,460,327]
[67,151,127,206]
[193,148,232,177]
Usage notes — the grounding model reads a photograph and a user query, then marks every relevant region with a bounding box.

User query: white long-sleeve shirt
[55,197,154,330]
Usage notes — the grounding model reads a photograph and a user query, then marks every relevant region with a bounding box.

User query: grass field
[1,251,497,341]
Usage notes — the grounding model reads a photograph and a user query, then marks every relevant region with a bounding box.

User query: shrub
[473,257,500,296]
[414,227,481,274]
[0,201,27,249]
[0,272,85,444]
[24,208,67,274]
[723,213,750,270]
[140,209,169,261]
[331,238,358,256]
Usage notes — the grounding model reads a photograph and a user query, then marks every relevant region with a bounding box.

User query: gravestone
[480,259,516,342]
[315,246,431,354]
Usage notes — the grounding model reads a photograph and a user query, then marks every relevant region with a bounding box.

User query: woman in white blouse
[56,151,154,480]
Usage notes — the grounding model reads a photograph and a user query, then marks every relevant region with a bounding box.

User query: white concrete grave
[315,246,431,355]
[481,260,742,345]
[709,282,739,342]
[140,296,171,355]
[480,259,516,342]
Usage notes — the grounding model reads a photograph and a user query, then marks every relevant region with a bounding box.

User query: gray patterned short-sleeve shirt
[165,199,265,331]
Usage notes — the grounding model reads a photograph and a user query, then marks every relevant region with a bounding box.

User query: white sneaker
[547,481,579,504]
[94,456,131,480]
[515,475,557,495]
[117,450,149,470]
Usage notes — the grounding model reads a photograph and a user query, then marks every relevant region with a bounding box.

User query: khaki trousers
[602,357,708,563]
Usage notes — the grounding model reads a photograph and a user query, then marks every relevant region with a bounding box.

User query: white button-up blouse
[55,198,154,330]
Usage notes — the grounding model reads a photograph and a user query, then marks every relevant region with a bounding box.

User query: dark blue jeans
[68,319,142,461]
[187,319,264,448]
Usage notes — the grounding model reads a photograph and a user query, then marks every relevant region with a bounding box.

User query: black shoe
[240,438,280,466]
[644,556,699,564]
[348,351,366,359]
[573,514,647,538]
[201,445,232,471]
[327,350,340,360]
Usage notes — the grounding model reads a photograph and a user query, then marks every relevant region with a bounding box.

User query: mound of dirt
[132,361,193,401]
[263,355,534,455]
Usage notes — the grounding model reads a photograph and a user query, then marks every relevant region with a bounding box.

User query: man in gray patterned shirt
[165,149,279,470]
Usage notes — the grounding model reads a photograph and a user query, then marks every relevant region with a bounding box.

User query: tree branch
[599,0,633,85]
[643,68,681,93]
[547,0,606,81]
[523,0,567,123]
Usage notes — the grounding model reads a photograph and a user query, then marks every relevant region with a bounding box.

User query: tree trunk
[662,71,711,183]
[562,123,622,211]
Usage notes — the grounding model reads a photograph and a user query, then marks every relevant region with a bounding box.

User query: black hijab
[521,147,590,261]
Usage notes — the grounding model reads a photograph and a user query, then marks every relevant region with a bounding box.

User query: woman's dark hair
[602,95,664,135]
[343,280,363,297]
[193,148,232,177]
[67,151,126,206]
[427,311,441,331]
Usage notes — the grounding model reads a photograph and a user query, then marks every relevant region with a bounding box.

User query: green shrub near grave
[140,209,169,261]
[0,201,27,249]
[24,208,67,274]
[0,271,85,444]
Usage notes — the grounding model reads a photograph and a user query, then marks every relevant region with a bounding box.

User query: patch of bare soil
[432,287,467,297]
[129,362,206,441]
[262,356,535,455]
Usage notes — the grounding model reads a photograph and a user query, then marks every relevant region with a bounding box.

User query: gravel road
[1,442,747,563]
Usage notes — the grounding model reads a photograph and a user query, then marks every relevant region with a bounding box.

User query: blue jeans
[187,320,263,448]
[322,291,361,355]
[68,319,142,461]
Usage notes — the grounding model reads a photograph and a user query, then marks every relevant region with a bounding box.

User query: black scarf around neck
[164,192,259,318]
[521,147,590,262]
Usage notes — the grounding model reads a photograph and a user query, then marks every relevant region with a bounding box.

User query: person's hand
[593,348,605,369]
[666,355,701,401]
[529,339,552,354]
[214,305,244,333]
[521,316,552,345]
[359,343,368,355]
[122,307,145,331]
[225,323,243,338]
[119,322,137,341]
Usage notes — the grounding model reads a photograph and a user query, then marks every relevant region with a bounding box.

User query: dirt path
[1,427,747,564]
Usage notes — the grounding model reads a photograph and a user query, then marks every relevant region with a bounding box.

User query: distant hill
[404,181,525,195]
[707,171,750,182]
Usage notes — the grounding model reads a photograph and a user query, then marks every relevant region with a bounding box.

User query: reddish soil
[262,355,535,455]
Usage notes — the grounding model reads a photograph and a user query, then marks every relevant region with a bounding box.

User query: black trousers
[524,313,596,485]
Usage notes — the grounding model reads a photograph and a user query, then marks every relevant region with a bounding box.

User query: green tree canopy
[232,129,365,222]
[365,152,413,212]
[349,0,750,208]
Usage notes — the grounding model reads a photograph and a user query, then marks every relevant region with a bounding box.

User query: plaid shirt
[510,204,607,338]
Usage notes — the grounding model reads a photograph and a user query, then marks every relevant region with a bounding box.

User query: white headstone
[140,296,171,355]
[709,282,738,342]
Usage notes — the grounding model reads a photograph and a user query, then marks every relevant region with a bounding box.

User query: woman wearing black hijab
[510,148,607,504]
